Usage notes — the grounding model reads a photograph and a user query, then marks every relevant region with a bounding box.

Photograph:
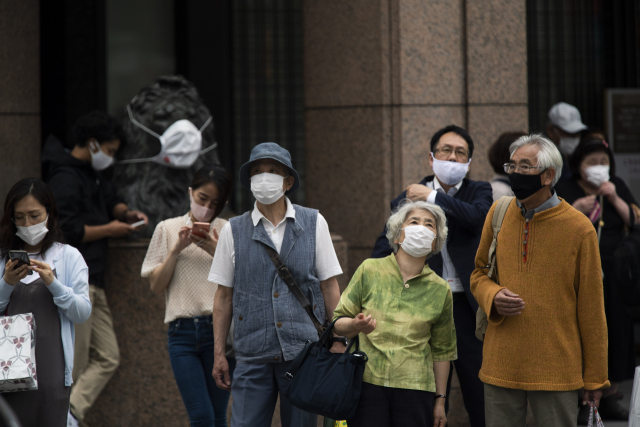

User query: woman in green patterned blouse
[334,200,457,427]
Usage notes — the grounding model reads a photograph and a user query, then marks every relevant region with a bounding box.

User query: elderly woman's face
[395,209,437,250]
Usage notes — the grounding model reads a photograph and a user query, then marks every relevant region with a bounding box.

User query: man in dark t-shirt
[42,111,148,426]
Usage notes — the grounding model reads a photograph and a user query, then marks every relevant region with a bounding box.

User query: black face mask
[508,169,548,200]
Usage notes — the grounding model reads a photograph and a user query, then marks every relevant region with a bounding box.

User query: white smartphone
[131,219,146,228]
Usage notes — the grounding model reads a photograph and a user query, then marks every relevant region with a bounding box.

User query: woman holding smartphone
[141,164,234,427]
[0,178,91,427]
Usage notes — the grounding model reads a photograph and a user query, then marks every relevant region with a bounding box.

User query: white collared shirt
[208,197,343,288]
[426,177,464,292]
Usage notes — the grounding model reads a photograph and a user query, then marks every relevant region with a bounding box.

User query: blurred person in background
[141,164,235,427]
[41,111,149,426]
[487,132,526,201]
[0,179,91,427]
[546,102,588,182]
[555,135,636,422]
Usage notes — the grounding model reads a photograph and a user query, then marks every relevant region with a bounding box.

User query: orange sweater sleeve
[470,202,506,325]
[575,228,610,390]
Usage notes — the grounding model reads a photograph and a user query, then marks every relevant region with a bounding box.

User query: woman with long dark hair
[141,164,235,427]
[0,178,91,426]
[556,135,637,422]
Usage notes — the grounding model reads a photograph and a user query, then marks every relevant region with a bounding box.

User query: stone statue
[113,75,219,237]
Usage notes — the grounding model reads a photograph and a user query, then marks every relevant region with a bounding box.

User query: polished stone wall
[304,1,529,425]
[304,0,528,292]
[0,1,41,202]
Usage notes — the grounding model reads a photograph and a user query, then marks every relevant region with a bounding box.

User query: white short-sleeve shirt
[208,197,343,288]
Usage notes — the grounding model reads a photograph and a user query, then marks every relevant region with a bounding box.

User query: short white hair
[386,199,448,257]
[509,134,564,187]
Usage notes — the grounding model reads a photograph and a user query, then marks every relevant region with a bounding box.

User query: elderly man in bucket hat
[209,143,344,427]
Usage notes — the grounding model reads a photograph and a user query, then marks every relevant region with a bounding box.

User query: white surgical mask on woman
[399,225,436,258]
[584,165,610,187]
[89,140,115,171]
[16,215,49,246]
[189,188,215,222]
[250,173,285,205]
[431,154,470,186]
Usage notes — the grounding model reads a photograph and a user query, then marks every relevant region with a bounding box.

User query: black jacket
[41,135,123,286]
[371,176,493,311]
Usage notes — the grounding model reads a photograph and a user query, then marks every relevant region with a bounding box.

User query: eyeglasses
[503,163,545,174]
[12,213,44,226]
[434,147,469,160]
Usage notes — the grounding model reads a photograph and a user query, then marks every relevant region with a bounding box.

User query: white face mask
[250,173,285,205]
[431,154,471,186]
[16,215,49,246]
[559,136,581,156]
[89,140,115,171]
[584,165,610,187]
[120,104,217,169]
[399,225,436,258]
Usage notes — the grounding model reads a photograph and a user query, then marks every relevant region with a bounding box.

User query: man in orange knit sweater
[471,134,609,426]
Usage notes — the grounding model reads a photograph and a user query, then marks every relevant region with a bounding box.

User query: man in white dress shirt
[372,125,494,426]
[209,143,344,427]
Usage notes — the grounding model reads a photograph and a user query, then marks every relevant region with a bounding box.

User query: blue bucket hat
[239,143,300,194]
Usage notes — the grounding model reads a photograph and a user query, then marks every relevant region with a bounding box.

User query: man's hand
[212,355,232,391]
[582,389,602,407]
[406,184,433,202]
[125,210,149,227]
[493,289,525,316]
[353,313,376,334]
[107,220,135,238]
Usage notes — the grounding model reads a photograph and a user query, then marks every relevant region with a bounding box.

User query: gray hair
[386,199,448,256]
[509,134,564,187]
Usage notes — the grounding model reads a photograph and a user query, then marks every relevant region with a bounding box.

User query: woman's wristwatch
[331,337,348,346]
[435,394,446,400]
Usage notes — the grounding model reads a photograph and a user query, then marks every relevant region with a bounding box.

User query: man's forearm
[319,277,340,321]
[112,202,129,222]
[213,286,233,357]
[82,224,111,243]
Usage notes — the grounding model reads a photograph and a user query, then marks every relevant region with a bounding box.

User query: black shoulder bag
[263,245,328,337]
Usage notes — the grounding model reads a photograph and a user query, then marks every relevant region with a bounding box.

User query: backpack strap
[487,196,514,281]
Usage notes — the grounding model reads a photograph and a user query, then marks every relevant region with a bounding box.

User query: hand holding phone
[191,222,210,238]
[131,219,146,228]
[8,250,32,276]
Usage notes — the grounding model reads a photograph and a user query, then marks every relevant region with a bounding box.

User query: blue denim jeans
[168,316,236,427]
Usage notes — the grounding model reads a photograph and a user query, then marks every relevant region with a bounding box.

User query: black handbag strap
[263,244,326,337]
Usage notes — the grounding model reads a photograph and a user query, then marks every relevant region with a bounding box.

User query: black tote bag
[284,318,368,420]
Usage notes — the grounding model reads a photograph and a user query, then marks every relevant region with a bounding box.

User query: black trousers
[445,295,486,427]
[348,382,435,427]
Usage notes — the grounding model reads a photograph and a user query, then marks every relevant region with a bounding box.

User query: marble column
[304,1,528,425]
[0,0,41,202]
[304,0,528,282]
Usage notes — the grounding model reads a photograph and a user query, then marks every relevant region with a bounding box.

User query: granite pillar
[0,0,41,202]
[304,1,528,425]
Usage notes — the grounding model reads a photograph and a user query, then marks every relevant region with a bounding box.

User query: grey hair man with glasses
[471,134,609,426]
[372,124,493,426]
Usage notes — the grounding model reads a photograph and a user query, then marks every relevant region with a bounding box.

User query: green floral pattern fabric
[334,255,457,392]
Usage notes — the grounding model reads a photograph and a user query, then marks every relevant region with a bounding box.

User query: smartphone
[8,250,32,275]
[131,219,146,228]
[192,222,210,238]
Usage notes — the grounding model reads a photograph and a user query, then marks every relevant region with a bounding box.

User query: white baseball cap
[548,102,587,134]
